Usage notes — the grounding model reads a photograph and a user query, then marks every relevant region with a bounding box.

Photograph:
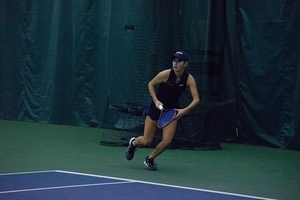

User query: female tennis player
[126,51,200,170]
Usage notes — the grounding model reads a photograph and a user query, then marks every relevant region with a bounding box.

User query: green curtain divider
[0,0,299,150]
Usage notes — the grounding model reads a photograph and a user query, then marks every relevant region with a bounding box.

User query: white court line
[0,170,277,200]
[0,181,132,194]
[0,170,56,176]
[55,170,277,200]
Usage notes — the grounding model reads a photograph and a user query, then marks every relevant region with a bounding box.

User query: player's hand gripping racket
[157,105,178,129]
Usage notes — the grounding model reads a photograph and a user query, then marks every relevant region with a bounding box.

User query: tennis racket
[157,105,178,128]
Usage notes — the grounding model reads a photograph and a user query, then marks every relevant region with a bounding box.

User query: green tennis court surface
[1,120,299,199]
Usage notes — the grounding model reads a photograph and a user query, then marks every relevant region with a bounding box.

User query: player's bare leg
[133,116,157,146]
[126,116,157,160]
[148,120,177,159]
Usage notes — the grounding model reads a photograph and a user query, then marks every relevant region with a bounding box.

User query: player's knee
[141,138,153,146]
[161,139,172,147]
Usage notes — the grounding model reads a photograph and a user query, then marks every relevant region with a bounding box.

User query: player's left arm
[175,74,200,119]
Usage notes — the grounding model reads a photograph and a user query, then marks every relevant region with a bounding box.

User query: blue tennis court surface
[0,170,275,200]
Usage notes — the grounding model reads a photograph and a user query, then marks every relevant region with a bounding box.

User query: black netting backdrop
[99,1,238,150]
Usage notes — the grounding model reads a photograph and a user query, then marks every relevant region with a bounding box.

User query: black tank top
[156,69,189,109]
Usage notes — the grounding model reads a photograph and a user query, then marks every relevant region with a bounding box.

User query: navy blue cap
[172,51,189,61]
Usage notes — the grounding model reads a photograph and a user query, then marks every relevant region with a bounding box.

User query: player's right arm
[148,69,170,109]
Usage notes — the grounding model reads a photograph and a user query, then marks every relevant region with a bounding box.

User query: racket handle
[159,105,163,110]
